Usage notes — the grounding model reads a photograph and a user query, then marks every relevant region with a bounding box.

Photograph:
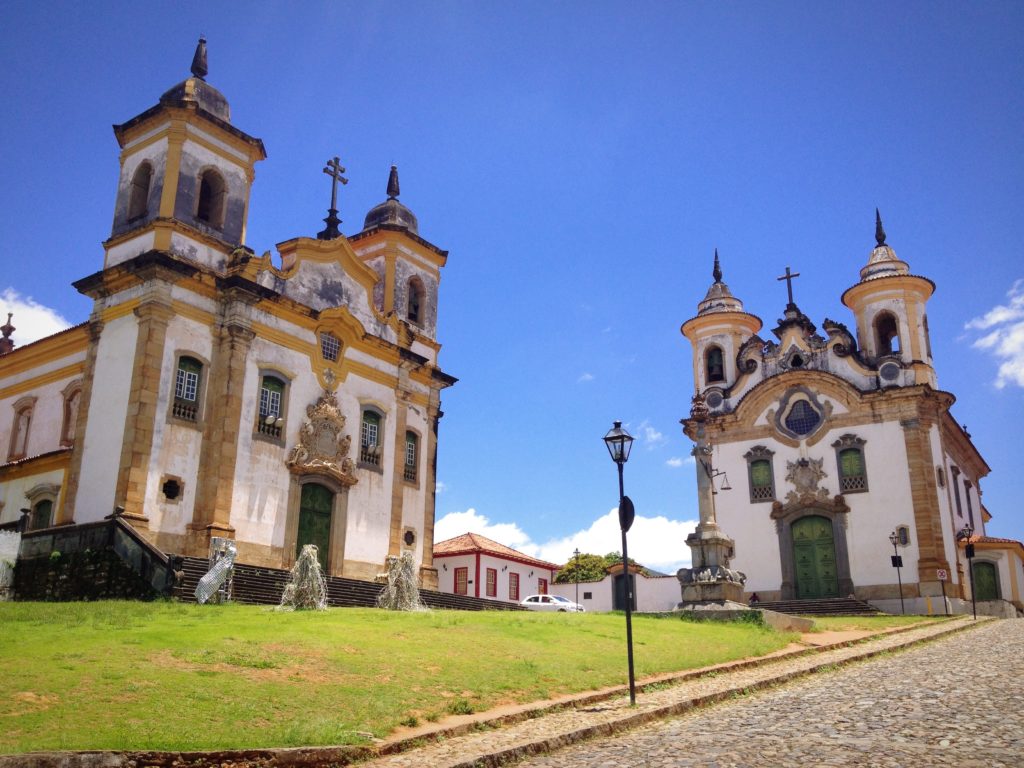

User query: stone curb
[0,617,985,768]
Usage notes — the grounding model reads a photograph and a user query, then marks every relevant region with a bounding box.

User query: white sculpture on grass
[195,538,236,604]
[279,544,328,611]
[376,551,426,611]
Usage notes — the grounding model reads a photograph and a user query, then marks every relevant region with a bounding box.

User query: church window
[486,568,497,597]
[127,162,152,220]
[172,355,203,423]
[404,431,419,483]
[256,374,287,439]
[407,277,425,326]
[951,467,963,519]
[744,446,775,503]
[784,399,821,436]
[454,566,468,596]
[60,381,82,447]
[195,169,226,229]
[508,572,520,601]
[874,312,901,356]
[706,345,725,383]
[7,397,35,461]
[360,408,383,467]
[964,480,976,529]
[833,434,868,493]
[161,476,182,502]
[896,526,910,546]
[320,332,341,362]
[29,500,53,531]
[936,466,946,488]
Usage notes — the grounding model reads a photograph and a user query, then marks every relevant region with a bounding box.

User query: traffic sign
[937,569,948,581]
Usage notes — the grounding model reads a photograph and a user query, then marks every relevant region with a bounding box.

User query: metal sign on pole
[937,569,949,616]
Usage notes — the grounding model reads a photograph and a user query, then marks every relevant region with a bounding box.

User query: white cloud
[665,456,694,468]
[433,507,697,574]
[0,288,72,347]
[577,372,594,383]
[435,481,447,494]
[636,418,667,450]
[965,280,1024,389]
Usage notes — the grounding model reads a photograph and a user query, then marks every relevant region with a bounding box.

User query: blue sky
[2,2,1022,573]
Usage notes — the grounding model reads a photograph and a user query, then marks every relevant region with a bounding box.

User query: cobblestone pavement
[353,618,1003,768]
[516,618,1023,768]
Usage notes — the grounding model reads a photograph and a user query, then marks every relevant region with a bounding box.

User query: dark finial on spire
[386,165,400,200]
[0,313,15,355]
[712,248,722,283]
[875,208,887,247]
[191,36,208,80]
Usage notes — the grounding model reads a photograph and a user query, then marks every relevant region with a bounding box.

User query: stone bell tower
[104,37,266,272]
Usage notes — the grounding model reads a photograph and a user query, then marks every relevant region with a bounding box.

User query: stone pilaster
[419,392,442,590]
[900,413,950,593]
[61,317,104,523]
[188,295,255,553]
[387,381,412,558]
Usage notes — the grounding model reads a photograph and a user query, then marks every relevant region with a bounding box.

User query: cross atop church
[317,156,348,240]
[777,266,801,307]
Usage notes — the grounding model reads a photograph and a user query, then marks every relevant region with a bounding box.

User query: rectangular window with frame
[454,567,468,596]
[838,448,868,492]
[508,572,520,601]
[749,459,774,501]
[360,410,382,466]
[173,356,202,422]
[404,431,418,482]
[320,332,341,362]
[256,375,286,438]
[486,568,497,597]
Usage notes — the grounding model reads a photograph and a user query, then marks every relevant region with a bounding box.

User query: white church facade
[0,40,454,588]
[680,217,1023,615]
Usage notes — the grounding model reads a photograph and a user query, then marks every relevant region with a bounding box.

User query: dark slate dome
[158,37,231,122]
[363,166,419,234]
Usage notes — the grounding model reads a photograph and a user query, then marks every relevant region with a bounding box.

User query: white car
[520,594,585,612]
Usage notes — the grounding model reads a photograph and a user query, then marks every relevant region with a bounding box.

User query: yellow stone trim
[0,362,86,401]
[0,450,70,481]
[99,300,141,323]
[170,300,217,327]
[0,327,88,378]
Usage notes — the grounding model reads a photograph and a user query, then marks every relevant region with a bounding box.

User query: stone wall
[13,548,160,602]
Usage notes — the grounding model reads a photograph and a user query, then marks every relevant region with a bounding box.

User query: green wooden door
[973,562,1000,601]
[297,483,333,572]
[792,516,839,599]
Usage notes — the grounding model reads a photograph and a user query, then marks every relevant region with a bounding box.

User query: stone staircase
[174,555,523,611]
[755,597,883,616]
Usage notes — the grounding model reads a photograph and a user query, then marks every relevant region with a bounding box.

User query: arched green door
[792,516,839,599]
[973,562,1000,601]
[297,483,333,572]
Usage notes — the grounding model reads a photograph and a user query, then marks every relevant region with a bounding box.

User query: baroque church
[680,217,1023,614]
[0,40,454,588]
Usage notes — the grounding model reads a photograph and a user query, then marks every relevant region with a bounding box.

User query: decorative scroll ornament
[784,457,829,505]
[286,391,358,486]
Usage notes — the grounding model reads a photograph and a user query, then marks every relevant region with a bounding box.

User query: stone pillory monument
[0,39,456,593]
[675,228,1021,617]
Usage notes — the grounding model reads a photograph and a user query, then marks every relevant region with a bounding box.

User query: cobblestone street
[516,619,1024,768]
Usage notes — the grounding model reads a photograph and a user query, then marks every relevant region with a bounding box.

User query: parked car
[520,594,585,612]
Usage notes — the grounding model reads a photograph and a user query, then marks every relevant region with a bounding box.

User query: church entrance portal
[792,515,839,599]
[297,483,333,572]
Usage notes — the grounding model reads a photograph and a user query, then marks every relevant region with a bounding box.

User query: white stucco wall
[550,573,682,612]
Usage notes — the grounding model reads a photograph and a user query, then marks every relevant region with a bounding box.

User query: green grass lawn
[801,614,952,632]
[0,601,795,754]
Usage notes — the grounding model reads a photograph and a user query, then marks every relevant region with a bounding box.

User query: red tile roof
[433,532,559,570]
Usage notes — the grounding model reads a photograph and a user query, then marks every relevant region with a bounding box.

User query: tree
[553,552,608,583]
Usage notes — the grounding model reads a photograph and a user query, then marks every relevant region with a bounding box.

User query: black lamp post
[960,524,977,620]
[603,420,636,705]
[573,547,581,608]
[889,531,905,615]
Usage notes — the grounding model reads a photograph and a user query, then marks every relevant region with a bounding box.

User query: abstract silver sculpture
[279,544,328,611]
[195,537,237,605]
[376,551,426,611]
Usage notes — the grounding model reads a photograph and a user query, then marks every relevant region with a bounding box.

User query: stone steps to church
[755,597,883,616]
[173,555,522,611]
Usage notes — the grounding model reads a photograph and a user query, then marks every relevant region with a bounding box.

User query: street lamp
[603,420,636,705]
[959,524,977,620]
[573,547,581,608]
[888,531,905,615]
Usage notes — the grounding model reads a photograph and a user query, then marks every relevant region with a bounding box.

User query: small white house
[433,532,558,603]
[550,563,682,613]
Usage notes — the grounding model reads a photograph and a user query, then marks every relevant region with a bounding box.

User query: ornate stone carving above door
[286,391,358,487]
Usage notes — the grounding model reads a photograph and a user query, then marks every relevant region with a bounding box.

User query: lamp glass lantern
[603,421,634,465]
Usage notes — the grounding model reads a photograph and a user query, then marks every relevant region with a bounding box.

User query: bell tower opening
[874,312,901,356]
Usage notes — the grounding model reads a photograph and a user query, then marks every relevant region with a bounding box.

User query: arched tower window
[407,277,425,325]
[127,162,153,220]
[705,345,725,383]
[874,312,901,356]
[196,169,227,229]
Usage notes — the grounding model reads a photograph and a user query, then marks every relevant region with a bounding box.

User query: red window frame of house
[538,577,548,595]
[454,567,468,596]
[508,572,520,601]
[486,568,497,597]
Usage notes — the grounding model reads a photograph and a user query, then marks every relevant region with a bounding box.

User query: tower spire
[386,165,400,200]
[0,313,14,355]
[875,208,887,247]
[191,36,208,80]
[712,248,722,284]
